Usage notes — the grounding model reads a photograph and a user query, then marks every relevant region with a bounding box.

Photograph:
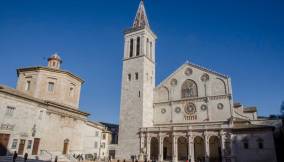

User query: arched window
[129,39,134,57]
[257,138,264,149]
[181,79,198,98]
[136,37,140,56]
[242,138,249,149]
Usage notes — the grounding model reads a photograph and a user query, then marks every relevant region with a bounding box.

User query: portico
[140,124,234,162]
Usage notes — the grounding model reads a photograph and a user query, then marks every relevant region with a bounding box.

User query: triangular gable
[156,61,229,88]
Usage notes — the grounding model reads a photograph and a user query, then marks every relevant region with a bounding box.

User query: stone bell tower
[117,0,157,159]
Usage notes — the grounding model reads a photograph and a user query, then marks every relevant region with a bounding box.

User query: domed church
[117,1,279,162]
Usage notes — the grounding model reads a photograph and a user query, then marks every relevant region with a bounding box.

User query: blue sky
[0,0,283,124]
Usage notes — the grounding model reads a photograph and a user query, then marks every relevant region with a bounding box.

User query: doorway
[63,139,69,155]
[18,139,26,155]
[0,134,10,156]
[32,138,40,155]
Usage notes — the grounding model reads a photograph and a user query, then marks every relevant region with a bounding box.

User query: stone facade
[118,1,281,162]
[0,54,111,161]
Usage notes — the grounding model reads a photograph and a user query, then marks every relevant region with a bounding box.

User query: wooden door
[0,134,10,156]
[63,142,69,155]
[18,139,25,155]
[32,138,40,155]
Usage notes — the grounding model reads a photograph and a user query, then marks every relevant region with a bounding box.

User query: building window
[128,74,131,81]
[27,140,32,149]
[135,72,138,80]
[94,141,98,148]
[129,39,134,57]
[48,82,54,92]
[146,38,149,57]
[5,106,15,117]
[257,138,264,149]
[136,37,140,56]
[69,87,74,97]
[39,110,43,120]
[150,42,153,59]
[103,134,106,140]
[242,138,249,149]
[11,139,18,149]
[25,81,31,91]
[138,91,141,98]
[181,79,198,98]
[101,142,105,148]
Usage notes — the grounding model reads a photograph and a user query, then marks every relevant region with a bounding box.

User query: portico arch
[178,136,188,161]
[209,136,221,162]
[163,137,172,161]
[194,136,205,162]
[150,137,159,160]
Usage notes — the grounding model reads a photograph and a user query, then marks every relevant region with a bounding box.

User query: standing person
[54,156,58,162]
[24,153,28,162]
[13,151,17,162]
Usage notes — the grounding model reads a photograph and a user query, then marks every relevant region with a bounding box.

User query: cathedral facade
[118,1,279,162]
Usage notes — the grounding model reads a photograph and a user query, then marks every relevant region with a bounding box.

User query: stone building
[0,54,111,161]
[117,1,281,162]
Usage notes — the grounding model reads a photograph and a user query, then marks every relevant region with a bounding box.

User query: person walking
[12,151,17,162]
[24,153,28,162]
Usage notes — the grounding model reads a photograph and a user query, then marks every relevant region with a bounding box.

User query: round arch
[163,137,172,161]
[209,136,222,162]
[150,137,159,160]
[177,136,188,160]
[181,79,198,98]
[194,136,205,162]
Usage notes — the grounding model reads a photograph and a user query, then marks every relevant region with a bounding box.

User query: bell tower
[118,0,157,159]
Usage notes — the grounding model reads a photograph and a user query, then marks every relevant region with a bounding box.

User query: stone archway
[178,136,188,161]
[209,136,221,162]
[163,137,172,161]
[194,136,205,162]
[150,137,159,160]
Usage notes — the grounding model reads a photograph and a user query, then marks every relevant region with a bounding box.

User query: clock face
[184,103,196,115]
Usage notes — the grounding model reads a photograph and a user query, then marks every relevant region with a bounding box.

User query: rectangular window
[69,87,74,97]
[101,142,105,148]
[129,39,134,57]
[243,142,249,149]
[25,81,31,91]
[27,140,32,149]
[128,74,131,81]
[11,139,18,149]
[48,82,54,92]
[103,134,106,140]
[39,110,43,120]
[94,141,98,148]
[136,37,140,56]
[135,72,138,80]
[95,131,99,137]
[5,106,15,117]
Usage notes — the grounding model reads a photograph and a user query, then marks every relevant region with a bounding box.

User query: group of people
[12,151,29,162]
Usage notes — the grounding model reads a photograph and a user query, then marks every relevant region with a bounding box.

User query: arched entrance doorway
[163,137,172,161]
[178,136,188,161]
[63,139,69,155]
[209,136,222,162]
[150,137,159,160]
[194,136,205,162]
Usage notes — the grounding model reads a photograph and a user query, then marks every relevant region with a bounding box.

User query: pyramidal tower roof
[132,0,150,29]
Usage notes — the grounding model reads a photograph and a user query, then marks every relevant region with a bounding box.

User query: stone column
[204,133,210,162]
[139,132,145,160]
[220,131,225,162]
[158,135,163,162]
[172,134,178,162]
[146,134,151,160]
[188,135,194,162]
